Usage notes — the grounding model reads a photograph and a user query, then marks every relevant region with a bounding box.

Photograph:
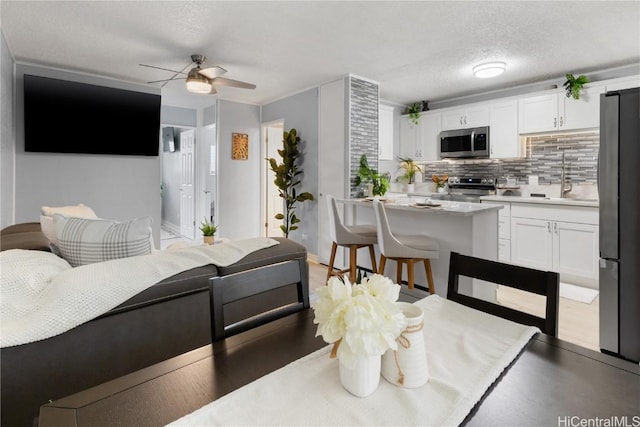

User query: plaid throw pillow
[54,215,152,267]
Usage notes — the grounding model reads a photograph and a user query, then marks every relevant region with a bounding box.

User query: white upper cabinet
[518,85,605,134]
[604,75,640,91]
[489,99,521,159]
[399,111,441,161]
[378,104,395,160]
[399,115,419,159]
[418,111,441,161]
[441,104,489,130]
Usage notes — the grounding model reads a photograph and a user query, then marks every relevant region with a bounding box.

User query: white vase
[381,302,429,388]
[406,183,415,194]
[366,183,374,197]
[437,186,446,193]
[339,354,381,397]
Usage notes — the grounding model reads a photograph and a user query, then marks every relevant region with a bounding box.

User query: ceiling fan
[140,54,256,95]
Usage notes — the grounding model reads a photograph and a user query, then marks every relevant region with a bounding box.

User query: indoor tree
[267,128,314,238]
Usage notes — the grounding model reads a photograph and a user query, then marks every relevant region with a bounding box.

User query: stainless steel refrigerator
[599,87,640,363]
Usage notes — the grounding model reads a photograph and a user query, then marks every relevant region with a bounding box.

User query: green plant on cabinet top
[405,103,422,126]
[563,74,589,100]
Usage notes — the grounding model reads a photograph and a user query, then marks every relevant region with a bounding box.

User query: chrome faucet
[560,151,572,198]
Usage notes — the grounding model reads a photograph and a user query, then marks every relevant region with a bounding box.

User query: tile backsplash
[419,131,599,185]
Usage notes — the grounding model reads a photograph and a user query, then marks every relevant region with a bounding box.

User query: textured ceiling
[2,1,639,109]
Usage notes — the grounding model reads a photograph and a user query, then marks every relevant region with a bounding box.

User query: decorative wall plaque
[232,133,249,160]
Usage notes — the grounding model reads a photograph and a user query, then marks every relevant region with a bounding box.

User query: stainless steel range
[429,176,497,203]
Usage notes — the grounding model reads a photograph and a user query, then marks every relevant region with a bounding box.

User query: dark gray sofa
[0,223,309,426]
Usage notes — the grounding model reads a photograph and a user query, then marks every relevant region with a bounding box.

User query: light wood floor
[307,261,599,352]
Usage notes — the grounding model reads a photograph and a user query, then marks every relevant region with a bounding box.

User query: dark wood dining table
[39,307,640,426]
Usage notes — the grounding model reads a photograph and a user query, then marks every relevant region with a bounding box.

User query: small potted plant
[563,73,589,100]
[355,155,389,197]
[405,103,422,126]
[199,218,218,245]
[432,174,448,193]
[397,157,422,193]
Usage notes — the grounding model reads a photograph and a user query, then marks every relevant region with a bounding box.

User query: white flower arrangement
[312,274,407,367]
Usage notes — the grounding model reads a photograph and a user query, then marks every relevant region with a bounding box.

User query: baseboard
[307,253,319,264]
[161,221,181,236]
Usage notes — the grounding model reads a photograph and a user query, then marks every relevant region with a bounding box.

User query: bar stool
[326,195,378,283]
[373,199,438,294]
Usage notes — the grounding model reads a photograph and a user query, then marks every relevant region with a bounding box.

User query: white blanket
[1,238,279,348]
[169,295,539,427]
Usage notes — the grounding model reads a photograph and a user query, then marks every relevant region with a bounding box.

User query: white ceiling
[3,1,639,109]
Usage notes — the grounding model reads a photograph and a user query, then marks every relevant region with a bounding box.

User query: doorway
[261,120,284,237]
[160,125,196,241]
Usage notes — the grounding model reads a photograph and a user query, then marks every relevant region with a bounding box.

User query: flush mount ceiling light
[473,62,506,79]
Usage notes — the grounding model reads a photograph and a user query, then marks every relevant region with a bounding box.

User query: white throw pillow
[40,204,98,243]
[53,215,153,267]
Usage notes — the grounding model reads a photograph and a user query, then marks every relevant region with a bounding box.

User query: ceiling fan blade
[198,66,227,79]
[212,77,256,90]
[147,77,187,84]
[139,63,188,75]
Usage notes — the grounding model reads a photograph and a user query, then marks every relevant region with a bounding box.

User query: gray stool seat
[373,199,439,294]
[326,195,378,282]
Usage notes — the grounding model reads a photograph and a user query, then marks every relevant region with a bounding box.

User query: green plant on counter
[199,218,218,236]
[397,157,422,184]
[405,103,422,125]
[563,74,589,100]
[267,128,315,238]
[355,154,389,196]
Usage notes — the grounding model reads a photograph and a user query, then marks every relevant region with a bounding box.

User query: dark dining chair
[447,251,559,337]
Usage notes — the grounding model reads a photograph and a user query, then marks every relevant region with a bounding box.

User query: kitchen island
[340,197,501,301]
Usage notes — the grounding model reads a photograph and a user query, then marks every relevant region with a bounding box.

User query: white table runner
[169,295,539,427]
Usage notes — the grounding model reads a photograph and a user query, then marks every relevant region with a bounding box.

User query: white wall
[217,100,261,240]
[13,64,162,245]
[1,31,15,228]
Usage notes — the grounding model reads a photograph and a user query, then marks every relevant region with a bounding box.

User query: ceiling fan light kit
[142,54,255,95]
[473,61,506,78]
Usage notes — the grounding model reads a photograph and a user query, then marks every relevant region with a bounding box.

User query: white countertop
[480,195,599,208]
[341,197,502,217]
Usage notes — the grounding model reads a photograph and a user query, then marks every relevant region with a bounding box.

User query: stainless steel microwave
[439,126,490,159]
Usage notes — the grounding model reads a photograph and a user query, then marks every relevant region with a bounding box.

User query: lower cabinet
[511,215,599,287]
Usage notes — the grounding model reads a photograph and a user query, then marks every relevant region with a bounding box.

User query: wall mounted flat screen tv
[24,74,161,156]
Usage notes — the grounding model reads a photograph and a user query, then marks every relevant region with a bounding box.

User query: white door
[561,85,605,131]
[399,116,418,158]
[489,100,520,159]
[378,105,395,160]
[264,122,284,237]
[518,93,559,133]
[418,112,441,161]
[180,130,196,239]
[510,217,553,270]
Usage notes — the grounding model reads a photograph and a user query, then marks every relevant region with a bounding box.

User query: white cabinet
[399,111,440,161]
[480,201,511,262]
[441,104,489,130]
[399,116,419,159]
[510,204,599,287]
[379,104,395,160]
[518,86,605,134]
[604,75,640,91]
[489,99,522,159]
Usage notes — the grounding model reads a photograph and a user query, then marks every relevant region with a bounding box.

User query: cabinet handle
[554,222,558,234]
[560,116,564,127]
[459,117,463,125]
[464,116,467,125]
[554,117,557,128]
[547,222,551,233]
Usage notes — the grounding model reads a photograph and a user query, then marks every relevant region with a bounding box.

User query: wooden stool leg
[379,255,387,275]
[349,245,358,283]
[368,245,377,274]
[407,259,415,289]
[424,259,435,295]
[396,259,403,285]
[326,242,338,281]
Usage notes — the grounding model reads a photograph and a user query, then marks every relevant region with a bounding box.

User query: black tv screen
[24,74,161,156]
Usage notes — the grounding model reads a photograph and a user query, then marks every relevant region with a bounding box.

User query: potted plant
[405,103,422,126]
[355,154,389,197]
[397,157,422,193]
[563,73,589,100]
[432,174,449,193]
[267,128,314,238]
[199,218,218,245]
